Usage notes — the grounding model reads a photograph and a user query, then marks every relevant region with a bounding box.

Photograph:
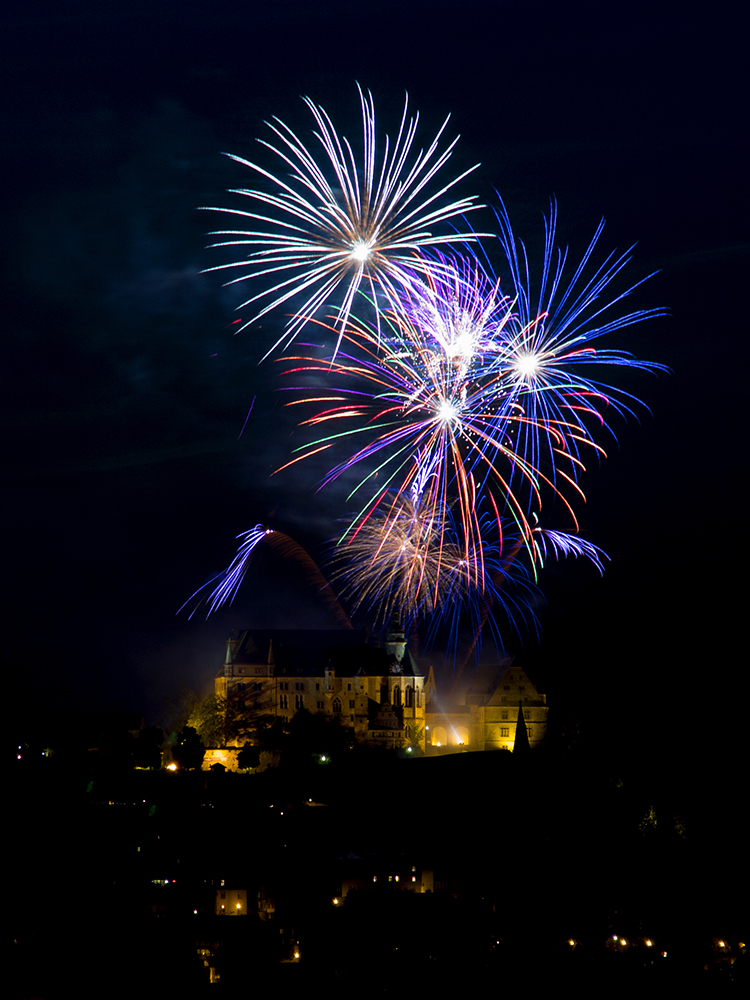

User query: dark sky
[3,1,747,766]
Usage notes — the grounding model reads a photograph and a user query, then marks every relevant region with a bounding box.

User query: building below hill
[209,623,547,764]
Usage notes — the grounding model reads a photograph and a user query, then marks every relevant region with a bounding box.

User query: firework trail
[531,526,608,575]
[200,85,484,358]
[181,525,351,626]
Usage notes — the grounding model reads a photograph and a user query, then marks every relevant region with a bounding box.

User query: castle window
[349,700,355,709]
[333,698,342,714]
[500,727,509,737]
[393,687,401,706]
[280,695,288,709]
[405,686,413,707]
[524,711,530,720]
[316,701,324,710]
[501,710,508,719]
[295,694,303,709]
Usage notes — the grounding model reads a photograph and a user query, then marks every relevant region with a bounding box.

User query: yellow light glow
[645,939,652,947]
[167,763,177,771]
[333,898,339,905]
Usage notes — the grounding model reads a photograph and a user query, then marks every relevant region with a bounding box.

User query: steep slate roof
[463,660,546,706]
[227,628,422,678]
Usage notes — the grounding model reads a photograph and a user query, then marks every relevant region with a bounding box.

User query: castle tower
[384,619,407,666]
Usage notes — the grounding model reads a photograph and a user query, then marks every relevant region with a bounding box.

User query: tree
[133,726,164,769]
[187,692,272,748]
[171,726,205,770]
[236,744,262,770]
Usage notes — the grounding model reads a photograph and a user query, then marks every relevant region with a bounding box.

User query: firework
[190,95,666,658]
[491,199,668,500]
[201,86,484,357]
[327,489,539,653]
[275,257,587,553]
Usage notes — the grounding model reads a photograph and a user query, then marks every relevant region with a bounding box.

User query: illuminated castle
[213,623,547,759]
[216,623,425,751]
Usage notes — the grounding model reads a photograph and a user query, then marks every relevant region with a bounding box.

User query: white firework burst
[201,85,484,357]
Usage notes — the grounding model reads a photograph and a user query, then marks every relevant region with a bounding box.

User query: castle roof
[226,628,423,679]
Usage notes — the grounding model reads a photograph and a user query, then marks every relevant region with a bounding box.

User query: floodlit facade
[424,661,548,753]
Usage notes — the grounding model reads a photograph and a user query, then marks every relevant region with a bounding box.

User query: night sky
[3,1,747,772]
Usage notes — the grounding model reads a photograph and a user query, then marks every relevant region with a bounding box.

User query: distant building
[424,660,548,753]
[212,624,547,760]
[215,887,247,916]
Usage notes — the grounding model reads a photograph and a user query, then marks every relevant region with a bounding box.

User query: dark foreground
[9,745,747,996]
